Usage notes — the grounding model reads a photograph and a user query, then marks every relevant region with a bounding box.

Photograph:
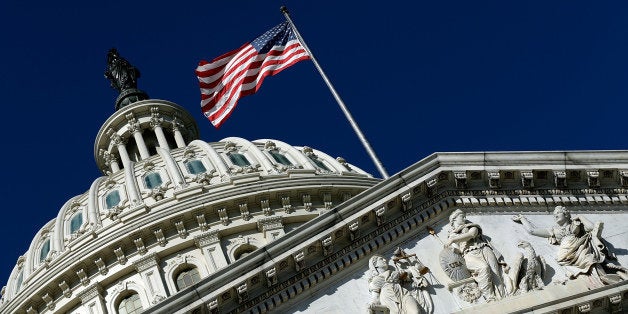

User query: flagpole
[280,6,390,179]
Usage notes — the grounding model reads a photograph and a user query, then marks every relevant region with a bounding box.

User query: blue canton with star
[251,22,298,54]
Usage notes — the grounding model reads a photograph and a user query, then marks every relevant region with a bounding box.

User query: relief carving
[367,249,432,314]
[441,209,507,302]
[512,206,628,286]
[507,241,546,294]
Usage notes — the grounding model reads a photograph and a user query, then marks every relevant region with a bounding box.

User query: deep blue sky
[1,1,628,287]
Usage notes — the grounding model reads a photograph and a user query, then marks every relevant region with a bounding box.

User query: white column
[129,122,150,159]
[112,134,131,169]
[150,107,170,150]
[194,230,228,273]
[152,124,170,150]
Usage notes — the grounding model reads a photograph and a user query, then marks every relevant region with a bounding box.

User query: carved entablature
[77,283,103,304]
[195,230,221,248]
[257,216,283,233]
[134,253,159,272]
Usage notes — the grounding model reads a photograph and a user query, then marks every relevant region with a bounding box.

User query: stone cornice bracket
[76,269,89,286]
[154,228,167,246]
[133,253,159,272]
[266,267,277,287]
[261,199,272,216]
[281,196,292,214]
[487,171,500,189]
[454,171,467,188]
[587,170,600,188]
[195,230,220,248]
[236,282,248,303]
[374,205,386,226]
[134,238,147,255]
[26,306,37,314]
[207,299,219,313]
[425,178,438,197]
[401,192,412,211]
[302,194,312,211]
[620,170,628,187]
[114,247,128,265]
[196,214,208,232]
[94,257,108,275]
[293,251,305,271]
[41,292,54,311]
[239,203,251,221]
[521,171,534,188]
[321,236,333,256]
[577,302,591,313]
[348,220,359,240]
[217,208,230,226]
[323,192,332,210]
[554,171,566,188]
[58,281,71,298]
[174,221,189,239]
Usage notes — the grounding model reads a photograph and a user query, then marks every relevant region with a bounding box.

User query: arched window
[228,153,251,167]
[39,239,50,263]
[105,190,121,209]
[185,160,207,175]
[234,244,258,260]
[144,172,163,189]
[117,292,143,314]
[269,151,292,166]
[308,156,330,171]
[69,212,83,234]
[175,267,201,291]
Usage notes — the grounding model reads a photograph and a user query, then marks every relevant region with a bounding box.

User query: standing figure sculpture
[445,209,506,301]
[104,48,141,92]
[512,206,627,284]
[367,254,424,314]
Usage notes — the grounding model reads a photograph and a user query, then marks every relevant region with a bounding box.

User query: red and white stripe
[196,39,309,128]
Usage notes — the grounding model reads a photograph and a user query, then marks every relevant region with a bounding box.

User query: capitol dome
[0,97,378,314]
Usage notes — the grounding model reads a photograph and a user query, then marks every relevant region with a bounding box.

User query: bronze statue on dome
[104,48,141,92]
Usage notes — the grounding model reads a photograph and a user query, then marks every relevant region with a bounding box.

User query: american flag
[196,22,310,128]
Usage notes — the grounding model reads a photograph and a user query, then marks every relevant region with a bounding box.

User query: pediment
[145,151,628,314]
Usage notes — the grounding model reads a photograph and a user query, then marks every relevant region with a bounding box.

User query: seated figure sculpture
[512,206,627,284]
[367,254,427,314]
